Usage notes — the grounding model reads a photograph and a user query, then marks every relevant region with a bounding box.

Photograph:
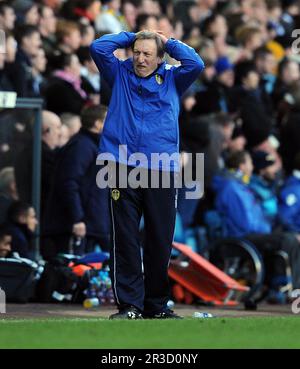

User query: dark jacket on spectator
[0,68,15,91]
[0,194,13,224]
[43,76,87,115]
[6,222,33,259]
[13,49,36,97]
[81,75,112,106]
[233,87,273,148]
[14,141,57,219]
[43,128,110,239]
[192,80,236,116]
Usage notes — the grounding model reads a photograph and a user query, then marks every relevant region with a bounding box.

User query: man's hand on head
[135,30,169,45]
[155,31,169,45]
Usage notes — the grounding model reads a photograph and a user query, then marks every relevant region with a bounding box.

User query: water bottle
[167,300,175,309]
[83,297,99,309]
[193,312,214,318]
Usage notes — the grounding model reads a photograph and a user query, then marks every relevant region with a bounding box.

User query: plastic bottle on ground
[193,312,214,318]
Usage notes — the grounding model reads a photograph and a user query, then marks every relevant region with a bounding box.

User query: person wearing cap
[192,56,235,115]
[249,150,279,226]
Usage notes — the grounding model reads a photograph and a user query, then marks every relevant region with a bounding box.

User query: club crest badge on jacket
[155,74,164,85]
[112,189,120,201]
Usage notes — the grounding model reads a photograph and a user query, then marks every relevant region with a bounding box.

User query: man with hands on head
[90,30,204,319]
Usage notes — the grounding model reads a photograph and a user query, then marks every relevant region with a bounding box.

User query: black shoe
[144,309,183,319]
[109,306,143,320]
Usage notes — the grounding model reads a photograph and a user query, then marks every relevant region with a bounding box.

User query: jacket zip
[137,79,144,152]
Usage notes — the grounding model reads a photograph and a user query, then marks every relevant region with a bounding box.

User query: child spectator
[0,225,12,258]
[5,201,38,259]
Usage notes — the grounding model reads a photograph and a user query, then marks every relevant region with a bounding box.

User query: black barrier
[2,97,44,259]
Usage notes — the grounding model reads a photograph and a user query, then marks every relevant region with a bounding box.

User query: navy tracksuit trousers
[109,167,177,314]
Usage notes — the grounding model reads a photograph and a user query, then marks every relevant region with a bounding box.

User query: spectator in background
[58,124,70,147]
[157,15,174,39]
[38,4,57,56]
[0,1,16,32]
[5,33,18,64]
[31,48,48,96]
[14,25,41,96]
[60,113,82,138]
[249,150,279,226]
[95,0,126,33]
[0,225,12,259]
[44,53,88,115]
[12,0,40,26]
[71,0,101,25]
[137,0,161,16]
[135,13,158,31]
[254,46,277,95]
[48,20,82,71]
[188,0,217,27]
[280,81,300,174]
[122,1,137,31]
[272,58,300,106]
[213,150,300,292]
[80,23,96,47]
[0,33,17,104]
[278,0,300,44]
[0,47,15,92]
[235,25,265,61]
[14,110,61,219]
[43,105,111,259]
[234,61,273,148]
[0,168,18,224]
[56,20,82,55]
[227,125,247,154]
[40,0,64,12]
[201,13,240,63]
[77,46,101,105]
[213,150,270,237]
[279,153,300,233]
[192,56,235,115]
[5,201,38,259]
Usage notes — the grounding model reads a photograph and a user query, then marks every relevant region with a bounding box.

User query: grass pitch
[1,316,300,349]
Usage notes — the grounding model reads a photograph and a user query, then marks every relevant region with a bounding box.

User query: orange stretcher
[168,242,249,306]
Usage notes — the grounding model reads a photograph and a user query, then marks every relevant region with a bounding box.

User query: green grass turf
[1,317,300,349]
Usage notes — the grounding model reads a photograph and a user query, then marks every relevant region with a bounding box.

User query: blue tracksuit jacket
[90,32,204,171]
[212,171,272,237]
[279,171,300,232]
